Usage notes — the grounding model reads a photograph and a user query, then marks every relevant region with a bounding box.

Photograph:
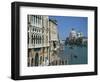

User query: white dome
[69,30,77,38]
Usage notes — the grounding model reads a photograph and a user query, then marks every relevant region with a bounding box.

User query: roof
[49,19,57,25]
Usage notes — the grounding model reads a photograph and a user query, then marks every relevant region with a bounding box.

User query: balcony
[28,43,50,48]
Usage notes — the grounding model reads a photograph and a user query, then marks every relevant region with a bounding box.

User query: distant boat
[74,55,78,58]
[69,46,74,49]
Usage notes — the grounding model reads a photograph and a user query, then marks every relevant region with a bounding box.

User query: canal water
[59,45,88,65]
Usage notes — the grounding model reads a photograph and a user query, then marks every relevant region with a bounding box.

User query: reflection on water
[58,45,88,65]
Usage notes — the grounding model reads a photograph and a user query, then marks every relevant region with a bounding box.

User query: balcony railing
[28,43,50,48]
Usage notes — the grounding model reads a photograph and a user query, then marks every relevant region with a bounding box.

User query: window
[34,16,36,25]
[42,36,44,44]
[38,36,39,44]
[36,35,37,44]
[40,36,41,44]
[33,28,34,31]
[36,16,37,25]
[30,16,33,22]
[37,16,39,25]
[33,16,35,25]
[28,26,29,31]
[46,36,48,43]
[34,35,35,44]
[31,35,33,44]
[28,32,29,44]
[39,18,40,26]
[42,27,44,33]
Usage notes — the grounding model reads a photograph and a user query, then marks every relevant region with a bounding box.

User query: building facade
[28,15,50,66]
[69,28,77,40]
[69,28,83,40]
[77,32,83,38]
[49,19,60,65]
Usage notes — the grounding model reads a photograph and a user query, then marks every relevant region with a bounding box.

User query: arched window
[28,32,29,44]
[33,16,35,25]
[46,36,48,43]
[33,28,34,31]
[34,35,35,44]
[36,35,37,44]
[35,28,36,31]
[42,36,44,44]
[40,36,41,44]
[39,17,40,26]
[31,35,33,44]
[38,35,39,44]
[36,16,37,25]
[42,28,44,32]
[32,34,34,45]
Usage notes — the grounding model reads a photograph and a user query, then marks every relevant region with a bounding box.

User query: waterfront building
[28,15,50,66]
[77,32,83,38]
[68,28,87,46]
[69,28,77,40]
[49,19,59,64]
[82,37,87,45]
[69,29,84,40]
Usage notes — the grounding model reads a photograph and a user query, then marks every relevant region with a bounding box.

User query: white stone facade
[69,29,77,40]
[77,32,83,38]
[28,15,49,48]
[27,15,59,66]
[28,15,50,66]
[69,29,83,40]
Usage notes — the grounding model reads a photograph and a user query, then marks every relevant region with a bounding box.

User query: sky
[49,16,88,40]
